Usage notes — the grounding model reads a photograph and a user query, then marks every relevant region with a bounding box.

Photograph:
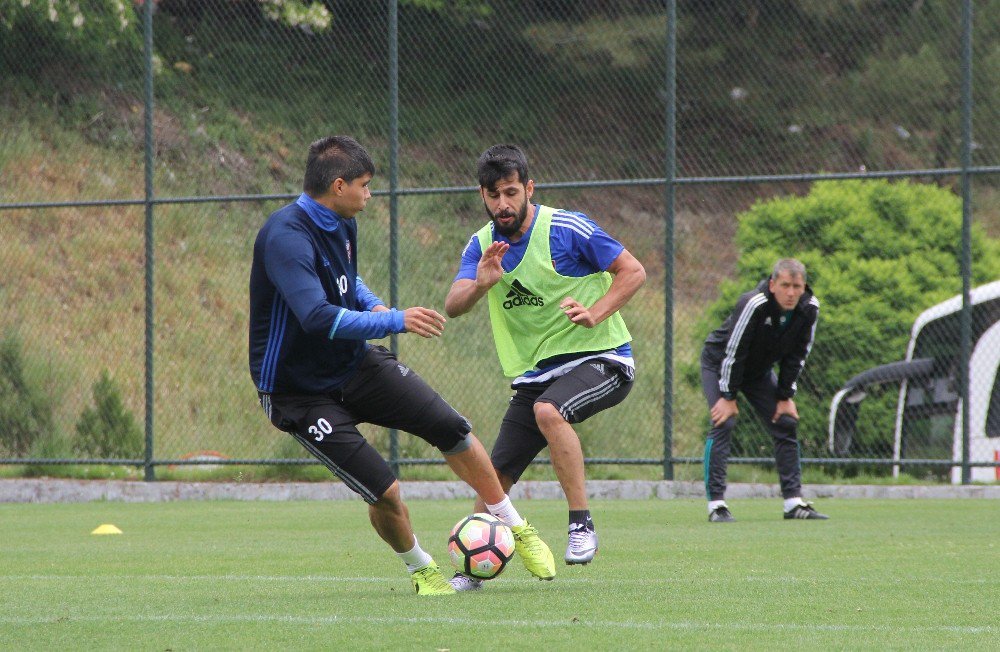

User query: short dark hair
[477,144,529,191]
[303,136,375,195]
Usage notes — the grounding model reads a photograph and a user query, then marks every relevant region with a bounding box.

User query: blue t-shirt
[455,205,633,383]
[455,205,625,280]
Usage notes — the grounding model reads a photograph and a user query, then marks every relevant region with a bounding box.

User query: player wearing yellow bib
[445,144,646,590]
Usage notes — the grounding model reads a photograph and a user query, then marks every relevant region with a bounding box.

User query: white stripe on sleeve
[719,293,767,393]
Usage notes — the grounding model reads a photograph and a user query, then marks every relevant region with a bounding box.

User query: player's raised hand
[560,296,597,327]
[476,241,509,290]
[402,307,446,338]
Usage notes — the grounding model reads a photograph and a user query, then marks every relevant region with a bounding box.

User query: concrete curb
[1,478,997,503]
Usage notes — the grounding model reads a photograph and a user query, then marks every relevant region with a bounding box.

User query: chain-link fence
[1,1,997,484]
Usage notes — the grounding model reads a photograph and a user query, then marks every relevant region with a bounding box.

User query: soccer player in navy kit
[249,136,555,596]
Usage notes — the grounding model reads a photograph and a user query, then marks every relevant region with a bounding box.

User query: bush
[75,370,144,459]
[22,431,75,478]
[0,336,55,456]
[688,178,1000,463]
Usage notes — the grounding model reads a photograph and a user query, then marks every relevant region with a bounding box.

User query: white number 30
[308,418,333,442]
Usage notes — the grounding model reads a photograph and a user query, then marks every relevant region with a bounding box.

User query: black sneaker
[708,506,735,522]
[783,503,829,520]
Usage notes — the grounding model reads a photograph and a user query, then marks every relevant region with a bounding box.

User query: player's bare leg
[533,402,588,510]
[446,434,555,583]
[370,481,454,595]
[534,402,598,565]
[473,471,514,513]
[442,434,505,505]
[368,481,416,551]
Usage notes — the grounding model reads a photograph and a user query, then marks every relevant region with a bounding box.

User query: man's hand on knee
[772,398,798,423]
[710,398,738,426]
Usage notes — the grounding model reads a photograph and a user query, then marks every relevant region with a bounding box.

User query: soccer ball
[447,513,515,580]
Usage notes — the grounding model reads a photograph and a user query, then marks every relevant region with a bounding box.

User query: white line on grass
[0,574,992,585]
[3,574,391,583]
[0,613,994,635]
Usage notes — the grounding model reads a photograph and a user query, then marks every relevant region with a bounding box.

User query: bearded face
[488,198,529,237]
[481,173,533,239]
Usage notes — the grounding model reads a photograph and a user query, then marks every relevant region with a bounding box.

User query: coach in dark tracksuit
[700,258,828,522]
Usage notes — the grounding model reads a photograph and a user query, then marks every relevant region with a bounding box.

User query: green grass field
[2,498,996,650]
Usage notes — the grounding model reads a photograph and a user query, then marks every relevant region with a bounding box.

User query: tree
[0,336,54,456]
[75,369,144,459]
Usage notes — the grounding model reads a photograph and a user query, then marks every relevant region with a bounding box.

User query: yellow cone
[91,524,123,535]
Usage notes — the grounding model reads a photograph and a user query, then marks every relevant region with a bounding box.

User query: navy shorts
[491,359,633,483]
[259,346,471,503]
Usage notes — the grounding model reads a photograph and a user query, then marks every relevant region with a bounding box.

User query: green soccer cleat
[511,521,556,581]
[410,562,457,596]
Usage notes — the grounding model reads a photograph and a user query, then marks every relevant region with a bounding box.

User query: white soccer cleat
[448,572,483,592]
[564,526,598,565]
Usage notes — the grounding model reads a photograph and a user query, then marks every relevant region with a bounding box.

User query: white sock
[396,536,434,573]
[708,500,728,514]
[486,495,525,527]
[784,497,807,513]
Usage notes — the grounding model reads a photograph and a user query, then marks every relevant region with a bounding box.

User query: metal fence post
[142,0,156,481]
[959,0,973,485]
[387,0,401,476]
[662,0,677,480]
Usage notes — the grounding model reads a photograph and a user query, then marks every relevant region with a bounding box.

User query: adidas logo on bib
[503,279,545,309]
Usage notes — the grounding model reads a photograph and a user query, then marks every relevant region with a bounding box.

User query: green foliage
[0,336,54,456]
[673,0,1000,173]
[0,0,142,74]
[258,0,331,31]
[400,0,490,17]
[21,431,75,477]
[75,370,143,459]
[690,179,1000,459]
[844,2,970,168]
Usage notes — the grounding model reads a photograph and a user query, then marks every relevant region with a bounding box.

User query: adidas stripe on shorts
[491,359,633,483]
[259,345,472,503]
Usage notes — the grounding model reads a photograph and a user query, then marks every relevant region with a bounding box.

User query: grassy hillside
[4,3,1000,479]
[0,105,687,476]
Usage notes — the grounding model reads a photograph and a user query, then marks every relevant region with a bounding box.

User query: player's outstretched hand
[476,241,510,290]
[403,307,446,338]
